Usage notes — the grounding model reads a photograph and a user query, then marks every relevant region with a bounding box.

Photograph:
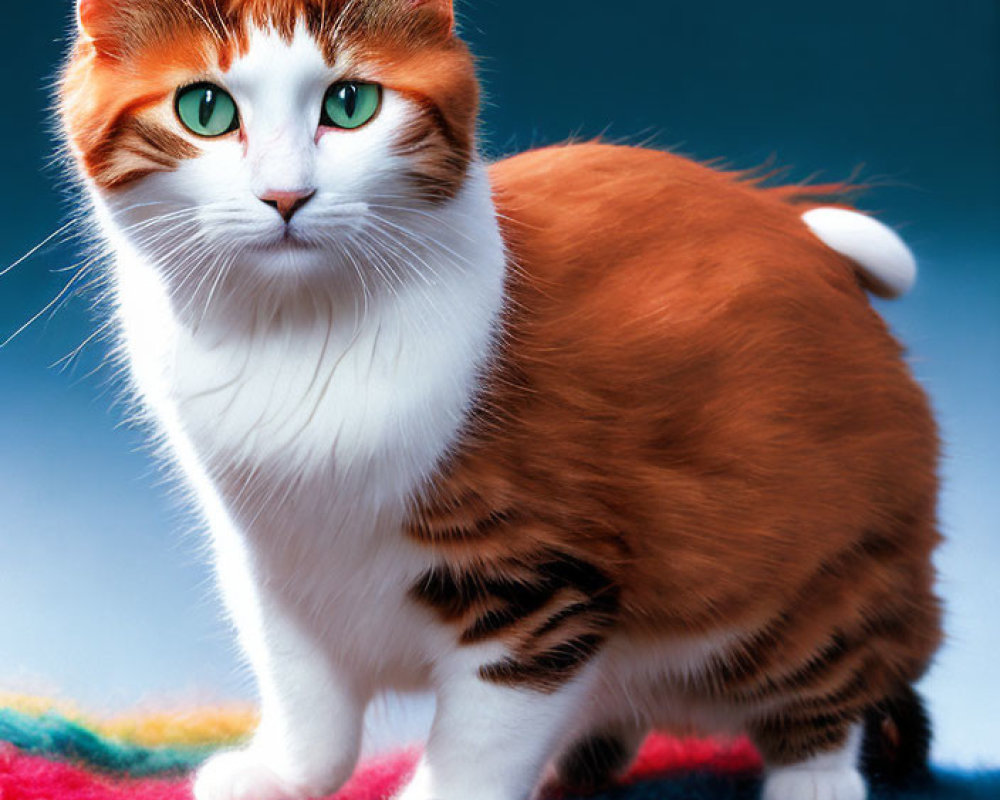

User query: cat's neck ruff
[107,163,506,506]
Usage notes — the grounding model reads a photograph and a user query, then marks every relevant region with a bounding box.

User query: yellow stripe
[101,707,258,747]
[0,693,257,748]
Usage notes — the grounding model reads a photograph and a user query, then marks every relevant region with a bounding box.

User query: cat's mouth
[282,226,308,244]
[254,228,320,252]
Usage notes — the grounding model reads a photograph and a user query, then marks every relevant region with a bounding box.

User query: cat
[59,2,941,800]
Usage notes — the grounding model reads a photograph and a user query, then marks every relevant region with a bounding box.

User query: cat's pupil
[199,89,216,128]
[341,85,357,117]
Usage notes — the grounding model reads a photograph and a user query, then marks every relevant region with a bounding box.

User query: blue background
[1,0,997,766]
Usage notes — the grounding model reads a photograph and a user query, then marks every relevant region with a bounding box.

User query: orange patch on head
[61,24,225,188]
[61,0,478,194]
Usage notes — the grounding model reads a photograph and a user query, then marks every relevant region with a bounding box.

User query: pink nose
[259,189,316,223]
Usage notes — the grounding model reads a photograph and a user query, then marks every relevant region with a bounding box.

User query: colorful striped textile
[0,697,997,799]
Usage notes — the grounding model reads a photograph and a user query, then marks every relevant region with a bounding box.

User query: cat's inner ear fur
[76,0,113,39]
[402,0,456,34]
[75,0,128,55]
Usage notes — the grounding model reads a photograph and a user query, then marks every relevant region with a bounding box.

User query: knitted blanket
[0,696,996,799]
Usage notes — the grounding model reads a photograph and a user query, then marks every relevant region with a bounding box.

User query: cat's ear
[76,0,112,39]
[408,0,455,35]
[76,0,130,54]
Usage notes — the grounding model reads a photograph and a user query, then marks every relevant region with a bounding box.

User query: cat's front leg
[395,654,593,800]
[193,578,367,800]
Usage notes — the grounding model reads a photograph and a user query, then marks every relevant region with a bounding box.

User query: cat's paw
[762,766,866,800]
[192,749,322,800]
[392,764,433,800]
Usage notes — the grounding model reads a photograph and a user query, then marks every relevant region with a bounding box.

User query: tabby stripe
[129,119,198,162]
[411,553,616,620]
[395,90,467,155]
[727,631,857,703]
[861,608,911,641]
[532,601,594,638]
[410,508,519,545]
[712,614,790,688]
[410,566,476,620]
[411,552,620,690]
[393,112,470,201]
[461,605,521,643]
[479,632,605,693]
[751,712,853,765]
[775,632,851,691]
[122,146,176,169]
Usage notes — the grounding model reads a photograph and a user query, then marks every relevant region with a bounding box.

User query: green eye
[175,83,240,138]
[321,82,381,130]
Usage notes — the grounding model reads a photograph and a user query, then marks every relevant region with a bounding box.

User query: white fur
[589,632,746,732]
[802,207,917,298]
[92,22,511,800]
[83,21,871,800]
[399,645,599,800]
[763,725,866,800]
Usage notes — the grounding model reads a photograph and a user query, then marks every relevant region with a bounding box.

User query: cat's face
[61,0,475,299]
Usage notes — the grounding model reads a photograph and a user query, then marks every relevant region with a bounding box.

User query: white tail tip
[802,207,917,299]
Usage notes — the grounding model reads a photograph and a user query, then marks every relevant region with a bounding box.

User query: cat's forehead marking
[225,21,331,91]
[221,20,360,142]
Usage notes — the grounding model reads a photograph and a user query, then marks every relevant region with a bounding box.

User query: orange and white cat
[59,2,941,800]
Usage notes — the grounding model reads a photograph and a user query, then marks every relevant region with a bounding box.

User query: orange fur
[60,0,942,774]
[410,143,941,759]
[60,0,473,194]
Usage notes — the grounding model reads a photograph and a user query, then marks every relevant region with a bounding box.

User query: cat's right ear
[76,0,117,49]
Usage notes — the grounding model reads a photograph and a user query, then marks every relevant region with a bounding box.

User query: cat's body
[60,3,941,800]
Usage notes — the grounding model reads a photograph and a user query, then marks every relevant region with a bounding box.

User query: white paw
[193,749,316,800]
[762,767,866,800]
[393,763,433,800]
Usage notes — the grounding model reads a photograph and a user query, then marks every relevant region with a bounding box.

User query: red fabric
[628,734,761,778]
[0,735,760,799]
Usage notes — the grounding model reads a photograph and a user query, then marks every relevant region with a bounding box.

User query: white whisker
[0,220,78,277]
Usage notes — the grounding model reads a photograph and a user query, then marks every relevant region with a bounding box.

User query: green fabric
[0,708,215,776]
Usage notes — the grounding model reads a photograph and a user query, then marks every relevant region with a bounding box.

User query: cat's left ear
[408,0,455,34]
[76,0,112,38]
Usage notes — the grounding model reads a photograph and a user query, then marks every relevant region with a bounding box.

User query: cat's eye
[175,83,240,138]
[321,82,382,130]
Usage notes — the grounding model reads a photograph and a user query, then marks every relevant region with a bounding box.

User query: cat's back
[485,141,937,484]
[488,142,921,406]
[466,143,940,632]
[490,141,860,307]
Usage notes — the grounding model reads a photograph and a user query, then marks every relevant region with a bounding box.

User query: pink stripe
[0,735,761,799]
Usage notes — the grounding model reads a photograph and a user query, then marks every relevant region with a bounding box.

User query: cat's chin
[241,236,341,276]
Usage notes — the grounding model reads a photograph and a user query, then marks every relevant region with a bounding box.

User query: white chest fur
[171,259,494,497]
[105,165,506,678]
[111,164,502,480]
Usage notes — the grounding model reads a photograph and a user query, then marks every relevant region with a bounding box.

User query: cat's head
[60,0,478,306]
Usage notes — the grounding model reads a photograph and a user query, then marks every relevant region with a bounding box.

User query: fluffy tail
[860,683,933,790]
[802,207,917,299]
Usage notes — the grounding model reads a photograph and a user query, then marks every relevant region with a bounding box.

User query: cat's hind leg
[547,723,647,794]
[754,720,866,800]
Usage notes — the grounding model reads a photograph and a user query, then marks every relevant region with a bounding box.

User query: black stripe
[479,633,605,691]
[461,605,522,643]
[533,601,593,638]
[410,566,479,619]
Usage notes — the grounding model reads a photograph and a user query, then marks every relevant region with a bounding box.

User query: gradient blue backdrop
[1,0,997,766]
